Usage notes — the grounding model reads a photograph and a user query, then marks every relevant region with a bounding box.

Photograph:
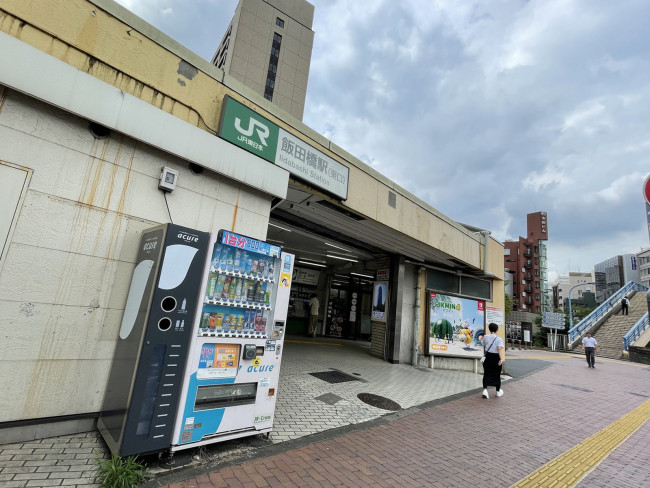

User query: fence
[568,281,648,344]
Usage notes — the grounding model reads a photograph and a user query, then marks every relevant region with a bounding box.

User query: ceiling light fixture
[326,254,358,262]
[268,222,292,232]
[325,242,353,252]
[350,272,375,279]
[297,260,326,267]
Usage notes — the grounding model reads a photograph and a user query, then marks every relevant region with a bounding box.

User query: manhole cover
[357,393,401,411]
[310,371,360,384]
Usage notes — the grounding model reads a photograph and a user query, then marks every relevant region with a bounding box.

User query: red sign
[644,174,650,205]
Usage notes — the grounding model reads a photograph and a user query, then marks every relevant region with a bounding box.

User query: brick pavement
[0,432,105,487]
[2,345,649,487]
[146,353,650,488]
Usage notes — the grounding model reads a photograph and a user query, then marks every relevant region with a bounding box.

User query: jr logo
[235,117,269,146]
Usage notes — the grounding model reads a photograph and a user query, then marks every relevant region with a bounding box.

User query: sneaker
[482,389,489,399]
[496,389,504,397]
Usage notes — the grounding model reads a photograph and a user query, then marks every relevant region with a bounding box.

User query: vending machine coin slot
[255,345,265,356]
[243,344,256,360]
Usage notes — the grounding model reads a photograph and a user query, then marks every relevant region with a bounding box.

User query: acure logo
[177,232,199,243]
[235,117,269,146]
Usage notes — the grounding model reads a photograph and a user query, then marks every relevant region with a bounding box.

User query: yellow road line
[510,399,650,487]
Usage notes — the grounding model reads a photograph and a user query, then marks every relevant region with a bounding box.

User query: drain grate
[357,393,401,411]
[315,393,343,405]
[310,370,361,384]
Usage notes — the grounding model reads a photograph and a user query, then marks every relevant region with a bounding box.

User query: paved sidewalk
[2,342,648,487]
[0,337,492,487]
[145,351,650,488]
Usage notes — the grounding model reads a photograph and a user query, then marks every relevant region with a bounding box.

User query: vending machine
[170,230,295,452]
[98,224,210,457]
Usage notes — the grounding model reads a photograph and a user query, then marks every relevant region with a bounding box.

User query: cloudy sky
[115,0,650,282]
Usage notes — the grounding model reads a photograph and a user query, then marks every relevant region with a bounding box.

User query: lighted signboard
[428,292,485,358]
[372,281,388,322]
[219,96,349,200]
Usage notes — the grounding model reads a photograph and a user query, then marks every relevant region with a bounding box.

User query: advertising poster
[372,281,388,322]
[428,292,485,358]
[197,343,239,379]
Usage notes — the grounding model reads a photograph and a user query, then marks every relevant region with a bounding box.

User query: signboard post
[542,312,566,351]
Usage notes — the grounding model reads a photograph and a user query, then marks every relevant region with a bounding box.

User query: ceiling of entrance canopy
[267,184,482,276]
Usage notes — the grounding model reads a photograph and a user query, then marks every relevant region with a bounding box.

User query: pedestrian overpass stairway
[593,292,646,359]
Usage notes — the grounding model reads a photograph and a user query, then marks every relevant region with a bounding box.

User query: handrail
[623,312,649,351]
[568,281,648,344]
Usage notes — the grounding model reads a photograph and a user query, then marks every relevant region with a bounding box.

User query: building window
[264,32,282,101]
[276,17,284,28]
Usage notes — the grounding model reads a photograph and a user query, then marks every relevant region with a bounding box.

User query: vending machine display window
[199,231,280,338]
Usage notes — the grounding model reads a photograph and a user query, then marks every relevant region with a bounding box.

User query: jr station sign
[219,95,349,200]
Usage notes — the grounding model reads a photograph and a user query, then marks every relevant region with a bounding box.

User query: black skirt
[483,352,502,387]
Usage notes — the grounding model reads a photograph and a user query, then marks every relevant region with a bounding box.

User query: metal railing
[623,312,649,351]
[568,281,648,344]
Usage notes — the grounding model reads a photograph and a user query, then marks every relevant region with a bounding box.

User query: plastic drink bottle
[247,280,255,302]
[212,243,223,268]
[207,273,217,297]
[233,249,242,273]
[219,245,228,270]
[214,275,226,297]
[225,248,234,271]
[234,278,243,302]
[221,276,231,299]
[228,277,237,300]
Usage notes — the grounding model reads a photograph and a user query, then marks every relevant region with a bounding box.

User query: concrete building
[212,0,314,120]
[504,212,550,318]
[594,254,640,303]
[0,0,504,443]
[552,272,593,311]
[636,248,650,289]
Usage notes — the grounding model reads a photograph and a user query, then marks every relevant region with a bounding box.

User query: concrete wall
[398,264,417,364]
[0,89,275,424]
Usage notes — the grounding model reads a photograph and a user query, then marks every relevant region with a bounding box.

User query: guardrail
[623,312,649,351]
[568,281,648,344]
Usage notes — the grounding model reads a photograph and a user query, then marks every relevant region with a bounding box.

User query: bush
[96,454,149,488]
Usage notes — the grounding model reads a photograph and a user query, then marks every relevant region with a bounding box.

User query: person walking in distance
[308,294,320,338]
[481,322,505,399]
[582,332,598,368]
[621,296,629,315]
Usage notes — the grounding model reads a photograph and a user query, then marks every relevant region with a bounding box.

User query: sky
[114,0,650,282]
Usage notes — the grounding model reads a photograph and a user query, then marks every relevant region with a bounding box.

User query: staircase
[593,293,646,359]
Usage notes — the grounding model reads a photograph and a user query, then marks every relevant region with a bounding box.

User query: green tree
[504,293,513,319]
[532,314,547,347]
